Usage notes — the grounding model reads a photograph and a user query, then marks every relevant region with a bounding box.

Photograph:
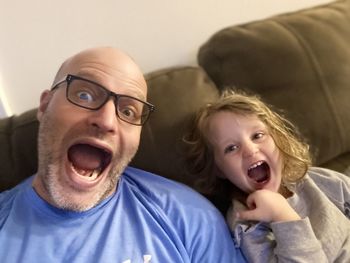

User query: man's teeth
[71,164,102,180]
[249,161,264,170]
[89,168,102,180]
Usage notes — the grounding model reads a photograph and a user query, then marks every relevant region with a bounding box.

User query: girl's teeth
[249,161,263,170]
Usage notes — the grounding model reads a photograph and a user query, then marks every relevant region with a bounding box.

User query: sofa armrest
[0,109,39,191]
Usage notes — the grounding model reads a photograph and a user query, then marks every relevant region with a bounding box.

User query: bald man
[0,47,246,262]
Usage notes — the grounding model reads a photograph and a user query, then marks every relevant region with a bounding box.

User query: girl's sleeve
[271,218,328,262]
[230,219,328,263]
[309,167,350,218]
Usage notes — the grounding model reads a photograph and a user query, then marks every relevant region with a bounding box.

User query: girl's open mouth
[247,161,270,184]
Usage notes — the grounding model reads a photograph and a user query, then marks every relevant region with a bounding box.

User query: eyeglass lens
[66,77,151,125]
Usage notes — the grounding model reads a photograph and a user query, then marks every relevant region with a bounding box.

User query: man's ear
[37,90,52,121]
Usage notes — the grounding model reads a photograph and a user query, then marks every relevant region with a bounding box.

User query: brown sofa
[1,0,350,212]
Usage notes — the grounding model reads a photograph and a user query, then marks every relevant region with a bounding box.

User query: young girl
[185,90,350,262]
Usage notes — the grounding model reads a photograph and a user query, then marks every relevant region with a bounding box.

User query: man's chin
[52,163,125,212]
[50,187,115,212]
[39,152,133,212]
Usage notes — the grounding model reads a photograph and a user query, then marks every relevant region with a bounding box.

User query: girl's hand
[237,189,301,223]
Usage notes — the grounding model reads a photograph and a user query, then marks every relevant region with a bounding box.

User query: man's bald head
[52,47,147,96]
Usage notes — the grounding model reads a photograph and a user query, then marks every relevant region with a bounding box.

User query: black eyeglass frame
[51,74,155,126]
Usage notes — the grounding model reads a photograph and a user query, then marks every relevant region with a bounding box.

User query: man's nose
[88,99,118,133]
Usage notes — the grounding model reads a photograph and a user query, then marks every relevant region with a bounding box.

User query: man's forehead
[65,47,137,74]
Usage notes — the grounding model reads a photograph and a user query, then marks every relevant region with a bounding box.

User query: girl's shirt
[227,167,350,263]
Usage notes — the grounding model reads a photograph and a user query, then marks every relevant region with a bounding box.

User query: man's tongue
[248,162,270,183]
[68,144,104,177]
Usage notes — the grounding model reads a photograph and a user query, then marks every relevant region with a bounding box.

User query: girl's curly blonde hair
[184,89,312,200]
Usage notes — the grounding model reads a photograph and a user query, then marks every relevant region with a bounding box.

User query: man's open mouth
[68,143,112,180]
[247,161,270,184]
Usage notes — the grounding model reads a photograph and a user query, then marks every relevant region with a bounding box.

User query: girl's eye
[224,144,239,154]
[253,132,264,140]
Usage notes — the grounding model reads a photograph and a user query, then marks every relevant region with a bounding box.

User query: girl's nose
[242,141,258,158]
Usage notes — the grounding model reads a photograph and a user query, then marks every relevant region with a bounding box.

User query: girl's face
[206,111,283,194]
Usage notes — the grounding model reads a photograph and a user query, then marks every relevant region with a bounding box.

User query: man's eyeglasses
[51,74,155,126]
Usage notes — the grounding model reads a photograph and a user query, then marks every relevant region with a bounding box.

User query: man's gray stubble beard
[36,110,138,212]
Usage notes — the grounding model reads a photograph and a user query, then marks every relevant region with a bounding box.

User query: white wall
[0,0,332,116]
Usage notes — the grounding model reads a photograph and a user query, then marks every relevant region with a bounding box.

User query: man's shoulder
[0,177,32,217]
[122,166,220,214]
[119,167,244,262]
[0,177,31,198]
[122,166,208,201]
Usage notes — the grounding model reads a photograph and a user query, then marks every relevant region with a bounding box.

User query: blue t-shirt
[0,167,245,263]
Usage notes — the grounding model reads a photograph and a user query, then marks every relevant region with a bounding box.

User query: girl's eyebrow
[217,137,238,148]
[253,125,267,130]
[250,121,267,130]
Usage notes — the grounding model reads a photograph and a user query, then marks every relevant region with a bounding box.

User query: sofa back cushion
[198,0,350,165]
[131,66,219,186]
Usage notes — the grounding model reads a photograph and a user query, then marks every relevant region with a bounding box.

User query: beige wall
[0,0,332,116]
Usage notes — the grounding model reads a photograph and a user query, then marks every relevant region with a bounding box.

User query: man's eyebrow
[74,72,100,82]
[127,87,147,101]
[75,72,148,101]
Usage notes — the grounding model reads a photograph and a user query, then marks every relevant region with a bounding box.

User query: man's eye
[224,145,238,154]
[119,107,137,120]
[77,91,93,102]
